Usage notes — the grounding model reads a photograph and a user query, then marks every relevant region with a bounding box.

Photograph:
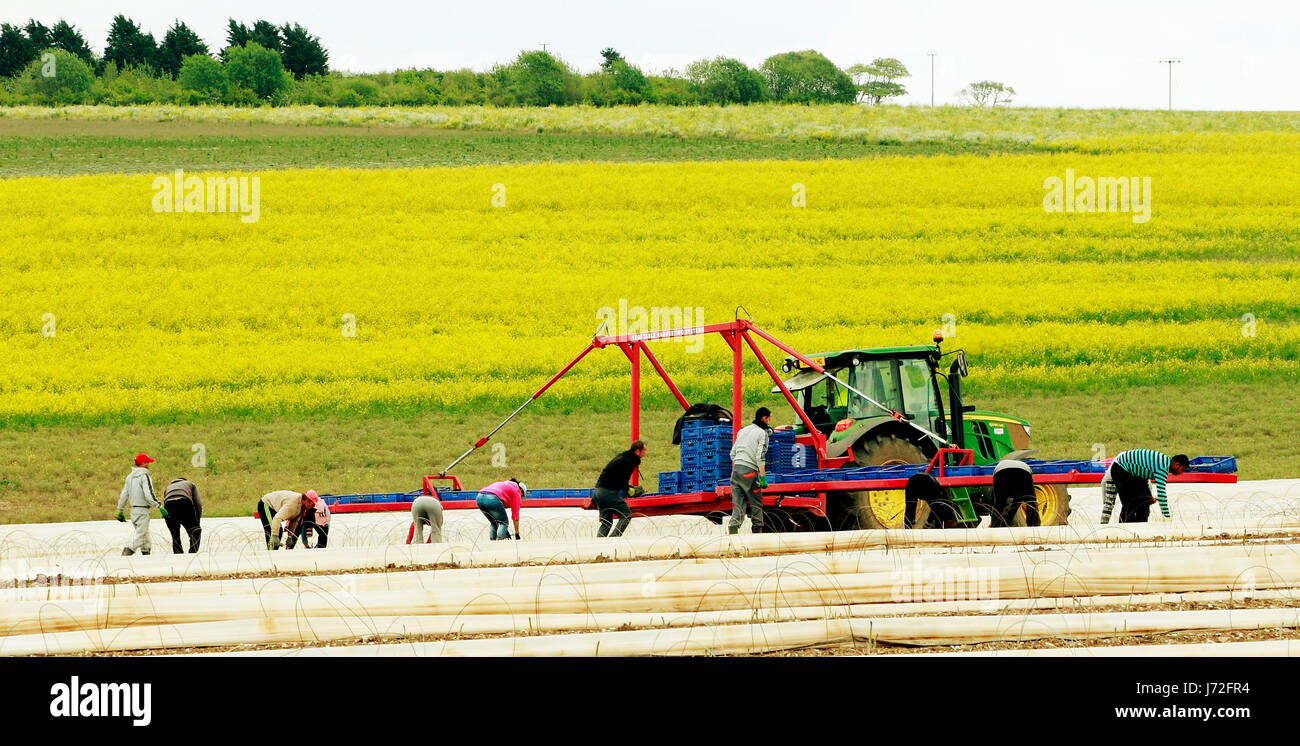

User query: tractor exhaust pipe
[948,357,967,450]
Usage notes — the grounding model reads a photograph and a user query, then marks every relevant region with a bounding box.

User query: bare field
[1,480,1297,657]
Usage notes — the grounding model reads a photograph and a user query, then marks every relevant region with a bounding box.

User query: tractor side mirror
[950,352,969,378]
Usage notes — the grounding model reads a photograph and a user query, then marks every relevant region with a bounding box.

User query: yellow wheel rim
[1032,484,1061,525]
[866,489,908,528]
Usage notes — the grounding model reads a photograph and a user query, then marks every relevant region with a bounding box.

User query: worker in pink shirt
[296,490,331,548]
[476,478,527,540]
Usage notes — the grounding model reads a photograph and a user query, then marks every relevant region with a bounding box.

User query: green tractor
[774,333,1071,529]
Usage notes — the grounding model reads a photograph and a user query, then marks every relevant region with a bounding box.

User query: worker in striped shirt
[1100,450,1190,524]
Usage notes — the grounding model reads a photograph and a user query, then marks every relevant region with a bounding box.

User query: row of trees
[0,16,1014,107]
[0,16,326,80]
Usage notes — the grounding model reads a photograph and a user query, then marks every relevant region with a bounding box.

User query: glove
[159,506,169,518]
[628,485,646,498]
[116,511,126,522]
[756,476,768,489]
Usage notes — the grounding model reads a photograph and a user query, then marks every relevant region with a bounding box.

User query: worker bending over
[163,477,203,553]
[990,459,1040,527]
[476,479,526,541]
[297,490,329,548]
[593,440,646,538]
[1100,450,1189,524]
[258,490,315,549]
[408,494,445,544]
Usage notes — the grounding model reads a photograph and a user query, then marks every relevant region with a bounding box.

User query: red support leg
[619,343,642,486]
[728,331,743,440]
[639,341,691,411]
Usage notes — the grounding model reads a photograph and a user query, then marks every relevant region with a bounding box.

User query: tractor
[773,332,1071,529]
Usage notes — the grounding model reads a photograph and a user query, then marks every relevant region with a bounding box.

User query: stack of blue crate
[766,429,800,473]
[673,419,733,493]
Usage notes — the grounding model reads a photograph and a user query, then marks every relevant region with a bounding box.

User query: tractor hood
[771,369,827,393]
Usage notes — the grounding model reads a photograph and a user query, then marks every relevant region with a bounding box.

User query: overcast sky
[15,1,1298,109]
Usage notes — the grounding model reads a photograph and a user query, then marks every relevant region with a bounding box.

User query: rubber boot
[751,523,763,534]
[140,550,150,555]
[121,547,134,556]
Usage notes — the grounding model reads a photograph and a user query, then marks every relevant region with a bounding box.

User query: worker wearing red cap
[296,490,331,549]
[116,453,166,556]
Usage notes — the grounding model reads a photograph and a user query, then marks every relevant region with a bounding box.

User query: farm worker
[162,477,203,553]
[592,440,646,538]
[296,490,330,549]
[117,453,165,556]
[477,479,526,541]
[1100,450,1190,524]
[257,490,314,550]
[728,407,772,534]
[990,460,1040,527]
[407,495,444,544]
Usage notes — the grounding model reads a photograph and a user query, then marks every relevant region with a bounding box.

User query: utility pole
[540,42,549,52]
[928,53,936,106]
[1159,59,1180,110]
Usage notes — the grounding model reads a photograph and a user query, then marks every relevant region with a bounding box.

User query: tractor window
[899,358,935,422]
[802,368,849,433]
[849,360,904,417]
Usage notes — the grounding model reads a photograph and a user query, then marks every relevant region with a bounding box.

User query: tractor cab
[774,345,943,439]
[773,339,1032,467]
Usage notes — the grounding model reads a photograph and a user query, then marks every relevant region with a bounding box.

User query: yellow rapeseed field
[2,138,1297,425]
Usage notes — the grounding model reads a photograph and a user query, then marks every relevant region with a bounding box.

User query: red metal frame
[589,320,824,460]
[423,474,463,493]
[384,319,1236,521]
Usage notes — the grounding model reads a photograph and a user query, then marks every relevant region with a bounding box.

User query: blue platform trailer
[324,320,1237,532]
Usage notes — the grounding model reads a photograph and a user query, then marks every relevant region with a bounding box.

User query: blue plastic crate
[563,488,592,499]
[1189,456,1237,474]
[702,451,728,466]
[658,472,680,493]
[681,453,702,469]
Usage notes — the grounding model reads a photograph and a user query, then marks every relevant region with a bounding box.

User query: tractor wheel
[847,434,930,530]
[1013,484,1072,526]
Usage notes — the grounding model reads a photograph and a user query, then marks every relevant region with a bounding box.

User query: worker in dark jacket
[162,477,203,553]
[593,440,646,538]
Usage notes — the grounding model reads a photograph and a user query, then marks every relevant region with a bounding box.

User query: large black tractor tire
[840,434,931,530]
